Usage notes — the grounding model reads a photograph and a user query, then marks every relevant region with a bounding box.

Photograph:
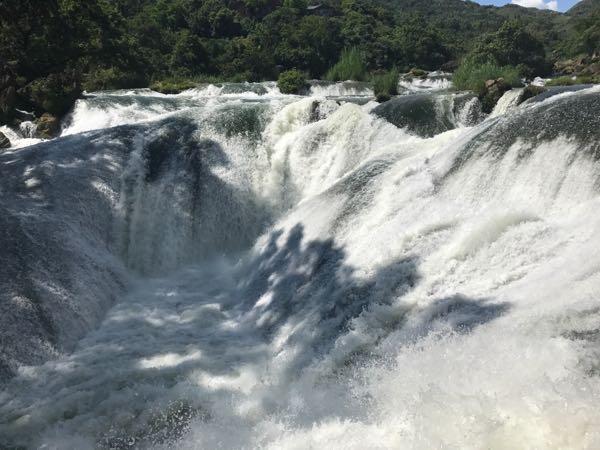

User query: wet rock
[518,85,547,105]
[35,113,60,139]
[453,93,484,127]
[409,68,428,78]
[309,99,340,122]
[372,94,455,137]
[480,78,511,113]
[0,131,10,149]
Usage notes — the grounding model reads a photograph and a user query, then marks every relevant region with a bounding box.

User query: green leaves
[277,70,308,94]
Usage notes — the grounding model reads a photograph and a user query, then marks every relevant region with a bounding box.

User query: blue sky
[474,0,581,12]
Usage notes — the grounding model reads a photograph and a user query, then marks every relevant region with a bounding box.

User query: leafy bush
[373,69,399,102]
[83,67,146,92]
[150,78,199,94]
[277,70,308,94]
[24,72,82,117]
[453,59,522,96]
[326,48,367,82]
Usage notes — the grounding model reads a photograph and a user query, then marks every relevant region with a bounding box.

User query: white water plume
[1,83,600,449]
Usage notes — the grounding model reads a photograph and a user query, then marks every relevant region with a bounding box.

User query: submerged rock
[35,113,60,139]
[372,94,455,137]
[409,68,428,78]
[0,131,10,149]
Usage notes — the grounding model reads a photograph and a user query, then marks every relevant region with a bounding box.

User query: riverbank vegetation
[373,69,400,102]
[326,48,368,82]
[1,0,599,125]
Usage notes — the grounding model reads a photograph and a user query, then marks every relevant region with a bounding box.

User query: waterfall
[1,83,600,449]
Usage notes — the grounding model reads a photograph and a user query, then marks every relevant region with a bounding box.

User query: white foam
[2,86,600,450]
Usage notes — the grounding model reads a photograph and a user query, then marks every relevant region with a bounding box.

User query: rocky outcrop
[0,131,10,149]
[480,78,512,113]
[35,113,61,139]
[408,68,428,78]
[555,55,600,77]
[518,84,547,104]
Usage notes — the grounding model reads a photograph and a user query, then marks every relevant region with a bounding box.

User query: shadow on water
[0,114,269,383]
[0,220,512,449]
[1,113,513,447]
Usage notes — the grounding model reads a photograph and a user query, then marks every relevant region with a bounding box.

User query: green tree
[468,20,549,77]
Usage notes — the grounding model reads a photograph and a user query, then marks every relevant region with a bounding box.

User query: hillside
[0,0,598,127]
[567,0,600,16]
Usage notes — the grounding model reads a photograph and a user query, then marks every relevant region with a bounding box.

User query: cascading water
[1,80,600,449]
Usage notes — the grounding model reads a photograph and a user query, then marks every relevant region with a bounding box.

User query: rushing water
[1,77,600,449]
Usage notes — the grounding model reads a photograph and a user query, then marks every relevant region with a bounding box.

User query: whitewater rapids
[1,79,600,449]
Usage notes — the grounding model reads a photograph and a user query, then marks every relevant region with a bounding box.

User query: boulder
[408,68,428,78]
[554,56,593,76]
[518,84,547,105]
[372,94,456,138]
[580,62,600,77]
[480,78,511,113]
[0,131,10,149]
[35,113,60,139]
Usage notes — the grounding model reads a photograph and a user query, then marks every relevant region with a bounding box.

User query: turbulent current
[1,79,600,449]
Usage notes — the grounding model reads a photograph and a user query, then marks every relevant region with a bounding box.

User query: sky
[474,0,581,12]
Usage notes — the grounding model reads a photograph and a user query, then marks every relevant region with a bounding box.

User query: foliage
[326,48,368,82]
[23,72,82,116]
[453,59,522,96]
[0,0,599,122]
[84,67,146,92]
[467,20,550,78]
[150,78,198,94]
[277,70,308,94]
[372,69,399,102]
[564,11,600,56]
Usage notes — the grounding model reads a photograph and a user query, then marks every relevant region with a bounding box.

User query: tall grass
[372,68,399,102]
[453,59,522,95]
[545,75,599,86]
[326,48,368,82]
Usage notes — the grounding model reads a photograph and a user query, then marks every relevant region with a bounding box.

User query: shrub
[83,67,146,92]
[150,78,199,94]
[453,59,522,96]
[24,72,82,117]
[277,70,308,94]
[325,48,367,82]
[373,69,399,102]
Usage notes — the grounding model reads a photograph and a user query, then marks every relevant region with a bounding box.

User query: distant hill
[379,0,569,55]
[567,0,600,17]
